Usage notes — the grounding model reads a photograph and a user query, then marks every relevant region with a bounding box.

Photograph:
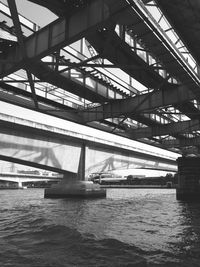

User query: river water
[1,188,200,267]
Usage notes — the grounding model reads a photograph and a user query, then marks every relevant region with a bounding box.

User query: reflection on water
[0,188,200,266]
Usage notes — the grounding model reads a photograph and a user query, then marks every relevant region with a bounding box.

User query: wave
[1,223,147,267]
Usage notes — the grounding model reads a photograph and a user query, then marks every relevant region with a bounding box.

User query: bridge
[0,172,61,188]
[0,109,177,171]
[0,0,200,199]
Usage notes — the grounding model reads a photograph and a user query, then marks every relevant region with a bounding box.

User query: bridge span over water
[1,0,200,199]
[0,110,177,178]
[0,172,61,188]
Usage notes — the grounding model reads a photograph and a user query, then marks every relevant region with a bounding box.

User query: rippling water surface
[1,188,200,266]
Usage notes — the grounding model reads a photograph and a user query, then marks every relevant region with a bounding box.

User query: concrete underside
[44,179,106,199]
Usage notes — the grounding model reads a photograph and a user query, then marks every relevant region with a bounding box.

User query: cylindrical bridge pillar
[176,157,200,201]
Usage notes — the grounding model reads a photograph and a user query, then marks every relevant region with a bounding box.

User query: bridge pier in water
[17,180,23,189]
[176,157,200,201]
[44,144,106,198]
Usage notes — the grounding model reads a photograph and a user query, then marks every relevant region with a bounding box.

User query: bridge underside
[0,115,177,176]
[1,0,200,198]
[0,0,200,159]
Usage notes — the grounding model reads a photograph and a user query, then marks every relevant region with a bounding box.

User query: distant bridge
[0,172,62,188]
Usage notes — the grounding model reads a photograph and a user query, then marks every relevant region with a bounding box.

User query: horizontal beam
[87,30,164,89]
[0,0,110,77]
[128,119,200,139]
[0,111,177,166]
[181,146,200,155]
[82,83,195,122]
[0,154,69,174]
[29,61,108,103]
[162,136,200,148]
[0,81,82,123]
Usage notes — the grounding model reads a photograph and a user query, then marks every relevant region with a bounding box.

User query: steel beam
[162,136,200,148]
[81,84,195,122]
[0,83,82,123]
[0,0,110,77]
[29,61,108,103]
[87,30,164,89]
[155,0,200,67]
[181,146,200,155]
[127,119,200,139]
[8,0,39,109]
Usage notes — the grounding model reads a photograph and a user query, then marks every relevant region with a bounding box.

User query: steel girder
[29,62,108,103]
[162,136,200,148]
[155,0,200,66]
[0,0,111,77]
[127,119,200,139]
[81,83,195,122]
[87,30,164,89]
[0,82,83,123]
[1,0,200,156]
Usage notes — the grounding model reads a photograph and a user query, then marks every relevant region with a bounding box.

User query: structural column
[44,144,106,198]
[176,157,200,201]
[17,179,23,189]
[77,143,86,181]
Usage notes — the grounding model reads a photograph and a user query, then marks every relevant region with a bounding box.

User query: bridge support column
[176,157,200,201]
[18,180,23,189]
[44,144,106,198]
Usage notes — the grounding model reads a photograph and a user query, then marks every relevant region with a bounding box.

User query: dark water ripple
[1,188,200,266]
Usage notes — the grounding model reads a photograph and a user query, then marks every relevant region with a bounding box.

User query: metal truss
[1,0,200,156]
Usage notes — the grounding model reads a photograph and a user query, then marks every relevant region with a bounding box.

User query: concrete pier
[44,175,106,199]
[44,145,106,198]
[176,157,200,201]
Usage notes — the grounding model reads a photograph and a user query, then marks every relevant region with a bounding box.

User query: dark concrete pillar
[176,157,200,201]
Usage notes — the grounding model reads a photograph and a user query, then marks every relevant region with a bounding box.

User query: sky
[16,0,57,26]
[0,0,180,175]
[2,0,57,26]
